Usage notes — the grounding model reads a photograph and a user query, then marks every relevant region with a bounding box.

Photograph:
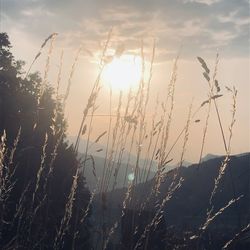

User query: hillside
[79,153,156,191]
[92,153,250,249]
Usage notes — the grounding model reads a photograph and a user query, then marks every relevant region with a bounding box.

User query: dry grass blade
[0,131,6,183]
[32,133,48,208]
[41,33,58,49]
[203,72,210,82]
[74,29,112,153]
[197,54,228,153]
[54,169,79,250]
[197,56,210,74]
[201,195,244,231]
[103,222,118,250]
[134,178,184,250]
[94,131,107,143]
[89,155,97,180]
[38,34,57,105]
[200,99,210,107]
[215,79,220,92]
[211,94,223,100]
[8,128,21,166]
[223,223,250,249]
[209,86,237,205]
[63,46,82,106]
[179,101,193,168]
[26,33,58,78]
[56,50,64,101]
[81,124,87,135]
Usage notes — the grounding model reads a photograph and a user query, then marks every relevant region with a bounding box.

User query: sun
[102,55,142,91]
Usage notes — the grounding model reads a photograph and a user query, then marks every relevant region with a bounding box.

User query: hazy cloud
[1,0,249,60]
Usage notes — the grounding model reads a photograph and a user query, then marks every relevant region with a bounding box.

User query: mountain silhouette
[79,153,156,191]
[93,152,250,249]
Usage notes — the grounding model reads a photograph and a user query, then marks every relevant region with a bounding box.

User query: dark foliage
[0,33,91,249]
[121,208,166,250]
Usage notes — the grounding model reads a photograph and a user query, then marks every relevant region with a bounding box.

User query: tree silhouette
[0,33,91,249]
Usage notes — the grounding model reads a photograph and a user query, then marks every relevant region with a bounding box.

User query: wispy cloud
[1,0,249,60]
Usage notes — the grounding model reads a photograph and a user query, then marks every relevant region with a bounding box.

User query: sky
[0,0,249,162]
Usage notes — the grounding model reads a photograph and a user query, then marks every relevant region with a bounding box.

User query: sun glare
[102,55,142,91]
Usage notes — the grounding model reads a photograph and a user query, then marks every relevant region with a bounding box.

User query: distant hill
[201,153,221,162]
[93,152,250,248]
[67,136,176,191]
[67,136,140,165]
[79,153,156,191]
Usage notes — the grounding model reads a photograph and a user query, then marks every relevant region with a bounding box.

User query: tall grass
[0,31,245,250]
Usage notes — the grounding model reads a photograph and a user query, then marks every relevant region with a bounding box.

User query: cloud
[182,0,221,5]
[1,0,249,60]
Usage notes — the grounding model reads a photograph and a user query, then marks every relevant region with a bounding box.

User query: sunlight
[102,55,142,91]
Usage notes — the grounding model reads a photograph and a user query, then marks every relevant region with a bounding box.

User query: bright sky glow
[102,55,142,91]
